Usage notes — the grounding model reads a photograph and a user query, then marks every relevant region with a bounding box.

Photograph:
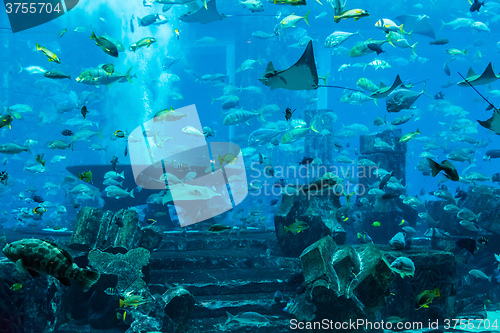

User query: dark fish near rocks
[379,171,393,189]
[429,38,449,45]
[90,31,118,57]
[470,0,485,12]
[138,14,158,27]
[0,170,8,185]
[2,239,100,292]
[284,107,295,121]
[389,232,406,250]
[208,224,232,233]
[492,173,500,183]
[61,129,74,136]
[455,238,478,255]
[110,156,118,171]
[44,70,71,80]
[426,158,459,181]
[81,106,89,119]
[298,157,314,165]
[485,149,500,159]
[367,43,385,55]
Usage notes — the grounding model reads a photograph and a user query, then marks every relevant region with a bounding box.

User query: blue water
[0,0,497,231]
[1,0,500,331]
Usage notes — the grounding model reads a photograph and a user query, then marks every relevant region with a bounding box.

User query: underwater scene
[2,0,500,332]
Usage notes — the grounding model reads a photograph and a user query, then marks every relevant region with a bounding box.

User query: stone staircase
[149,230,301,332]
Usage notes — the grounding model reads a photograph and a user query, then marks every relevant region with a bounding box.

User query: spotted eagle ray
[370,75,409,98]
[179,0,227,24]
[458,69,500,135]
[478,110,500,135]
[457,62,500,87]
[259,41,358,91]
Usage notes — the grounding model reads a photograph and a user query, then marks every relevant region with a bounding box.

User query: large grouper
[3,238,100,292]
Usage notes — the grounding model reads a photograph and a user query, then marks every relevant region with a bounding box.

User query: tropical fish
[90,31,118,57]
[105,186,134,199]
[36,43,61,63]
[225,311,269,327]
[399,129,420,142]
[470,0,485,12]
[223,110,261,125]
[239,0,264,12]
[386,84,426,113]
[2,239,100,292]
[284,219,309,234]
[415,288,440,309]
[270,0,306,5]
[0,114,13,129]
[390,257,415,278]
[58,28,67,38]
[279,10,310,29]
[78,170,93,183]
[334,9,369,23]
[154,108,187,122]
[349,39,386,57]
[130,37,156,51]
[324,31,360,48]
[10,283,23,291]
[208,224,232,232]
[119,294,147,307]
[389,232,406,250]
[426,158,459,181]
[76,67,135,86]
[43,70,71,80]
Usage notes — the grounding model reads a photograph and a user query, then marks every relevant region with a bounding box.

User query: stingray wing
[475,62,499,85]
[259,41,318,91]
[394,14,436,39]
[460,62,499,86]
[478,109,500,135]
[179,0,225,24]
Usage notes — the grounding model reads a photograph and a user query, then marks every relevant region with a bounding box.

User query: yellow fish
[36,43,61,63]
[415,288,440,310]
[11,283,22,291]
[218,153,237,166]
[284,219,309,234]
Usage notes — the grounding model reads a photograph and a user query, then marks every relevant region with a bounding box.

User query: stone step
[150,249,298,270]
[159,231,279,251]
[150,268,299,296]
[191,292,288,318]
[55,323,124,333]
[187,316,292,333]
